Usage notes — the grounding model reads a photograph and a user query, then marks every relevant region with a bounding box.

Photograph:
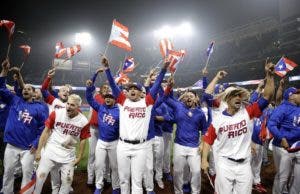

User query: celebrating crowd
[0,54,299,194]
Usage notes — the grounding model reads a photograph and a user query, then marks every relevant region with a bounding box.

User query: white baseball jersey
[45,95,66,113]
[44,108,90,163]
[117,93,154,140]
[204,102,262,159]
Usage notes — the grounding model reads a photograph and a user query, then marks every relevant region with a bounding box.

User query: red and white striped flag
[108,19,132,51]
[159,38,173,58]
[19,45,31,56]
[66,45,81,58]
[168,49,186,73]
[55,42,66,58]
[0,20,15,41]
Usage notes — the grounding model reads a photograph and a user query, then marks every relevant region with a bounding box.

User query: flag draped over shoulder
[0,20,15,41]
[108,19,132,51]
[122,56,135,73]
[275,57,298,77]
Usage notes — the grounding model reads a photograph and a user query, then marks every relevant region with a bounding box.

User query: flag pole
[204,53,211,71]
[103,43,109,56]
[6,43,11,59]
[19,55,28,70]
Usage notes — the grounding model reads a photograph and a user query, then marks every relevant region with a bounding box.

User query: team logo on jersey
[103,113,116,126]
[0,103,6,109]
[293,115,300,127]
[124,106,146,119]
[188,111,193,117]
[18,109,33,124]
[219,119,248,138]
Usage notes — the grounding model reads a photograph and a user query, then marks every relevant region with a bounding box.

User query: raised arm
[0,59,15,104]
[262,63,275,102]
[102,57,121,98]
[205,70,227,95]
[85,79,101,111]
[275,78,285,106]
[10,67,25,90]
[148,61,169,99]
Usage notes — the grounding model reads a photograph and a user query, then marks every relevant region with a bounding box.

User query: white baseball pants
[251,142,263,184]
[2,143,34,194]
[272,146,300,194]
[143,139,154,192]
[173,143,201,194]
[153,136,164,182]
[95,139,119,190]
[117,140,147,194]
[215,156,252,194]
[162,132,173,174]
[33,154,74,194]
[87,125,98,183]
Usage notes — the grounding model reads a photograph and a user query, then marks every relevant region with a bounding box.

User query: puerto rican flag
[275,57,298,77]
[19,45,31,56]
[66,45,81,58]
[0,20,15,41]
[122,57,135,73]
[108,19,132,51]
[206,41,215,57]
[114,72,130,84]
[55,42,66,58]
[159,38,174,58]
[168,49,186,73]
[193,79,203,88]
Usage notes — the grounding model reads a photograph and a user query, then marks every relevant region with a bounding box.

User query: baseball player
[41,68,70,113]
[41,68,75,193]
[102,56,169,194]
[267,87,300,194]
[0,59,48,194]
[164,76,211,194]
[33,94,90,194]
[201,63,275,194]
[86,68,111,186]
[249,82,273,193]
[86,79,120,194]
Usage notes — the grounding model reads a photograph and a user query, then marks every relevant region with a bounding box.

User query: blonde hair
[68,94,82,106]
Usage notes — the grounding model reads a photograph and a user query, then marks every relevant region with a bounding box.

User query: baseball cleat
[147,191,156,194]
[94,188,102,194]
[182,182,191,193]
[157,180,164,189]
[112,188,120,194]
[163,172,173,182]
[253,183,267,193]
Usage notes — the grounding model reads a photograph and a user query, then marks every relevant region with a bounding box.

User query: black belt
[227,157,245,163]
[119,137,146,144]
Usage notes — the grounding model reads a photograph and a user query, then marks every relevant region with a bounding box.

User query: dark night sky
[1,0,299,87]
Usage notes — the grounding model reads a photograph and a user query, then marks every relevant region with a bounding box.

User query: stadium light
[154,22,193,39]
[75,32,92,45]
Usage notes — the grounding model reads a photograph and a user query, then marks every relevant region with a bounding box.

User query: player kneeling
[33,94,90,194]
